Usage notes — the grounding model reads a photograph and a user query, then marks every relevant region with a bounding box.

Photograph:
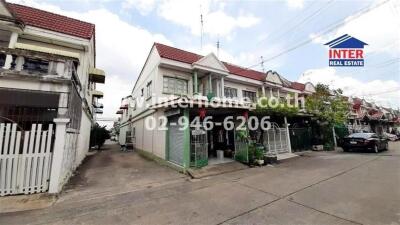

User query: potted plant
[254,144,265,166]
[264,150,278,164]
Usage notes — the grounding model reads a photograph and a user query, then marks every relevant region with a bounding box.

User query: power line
[364,88,400,96]
[243,0,391,71]
[266,0,335,46]
[257,0,391,66]
[244,0,319,52]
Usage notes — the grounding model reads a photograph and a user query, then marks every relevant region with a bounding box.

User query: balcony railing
[0,47,80,86]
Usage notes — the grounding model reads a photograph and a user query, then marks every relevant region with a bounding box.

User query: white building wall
[152,110,167,159]
[75,111,92,166]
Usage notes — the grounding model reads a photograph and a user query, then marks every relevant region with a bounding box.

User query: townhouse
[117,43,315,171]
[0,1,105,195]
[348,97,400,134]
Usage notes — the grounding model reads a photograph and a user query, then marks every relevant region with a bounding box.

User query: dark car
[342,133,388,153]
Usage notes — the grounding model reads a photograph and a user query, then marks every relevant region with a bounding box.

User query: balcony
[89,67,105,83]
[94,108,103,114]
[91,90,104,98]
[93,102,104,108]
[0,46,80,86]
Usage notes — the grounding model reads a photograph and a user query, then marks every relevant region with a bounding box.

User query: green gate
[289,128,312,152]
[234,129,249,163]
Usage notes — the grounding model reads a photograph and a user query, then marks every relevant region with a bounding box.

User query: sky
[9,0,400,126]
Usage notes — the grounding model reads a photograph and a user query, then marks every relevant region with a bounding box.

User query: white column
[284,116,292,153]
[262,85,266,97]
[269,88,273,98]
[58,93,69,117]
[220,76,225,98]
[49,118,70,193]
[332,126,337,148]
[4,32,19,69]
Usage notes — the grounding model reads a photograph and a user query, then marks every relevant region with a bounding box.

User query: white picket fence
[0,123,54,196]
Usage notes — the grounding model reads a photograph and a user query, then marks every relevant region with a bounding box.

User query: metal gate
[190,128,208,168]
[289,128,312,152]
[0,123,54,196]
[263,123,289,155]
[168,117,184,166]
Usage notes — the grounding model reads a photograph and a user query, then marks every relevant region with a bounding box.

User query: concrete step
[187,161,248,179]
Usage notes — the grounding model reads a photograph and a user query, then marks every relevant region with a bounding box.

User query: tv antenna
[200,5,203,51]
[260,56,265,72]
[217,38,220,58]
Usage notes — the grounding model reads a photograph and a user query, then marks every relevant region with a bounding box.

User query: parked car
[383,132,398,141]
[342,133,388,153]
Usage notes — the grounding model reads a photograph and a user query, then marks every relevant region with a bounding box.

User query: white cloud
[157,0,260,37]
[298,67,400,108]
[122,0,155,15]
[311,0,400,56]
[287,0,304,9]
[9,0,173,121]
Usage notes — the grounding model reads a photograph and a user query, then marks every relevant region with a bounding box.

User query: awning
[91,90,104,98]
[15,43,80,59]
[89,67,105,83]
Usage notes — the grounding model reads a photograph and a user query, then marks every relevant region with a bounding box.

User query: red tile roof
[6,3,95,40]
[289,82,305,91]
[154,43,266,81]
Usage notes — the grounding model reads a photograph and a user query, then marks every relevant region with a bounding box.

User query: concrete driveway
[0,141,399,225]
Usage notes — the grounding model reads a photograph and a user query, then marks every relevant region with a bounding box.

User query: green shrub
[90,123,110,150]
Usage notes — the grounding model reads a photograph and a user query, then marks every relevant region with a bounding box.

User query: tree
[255,95,299,117]
[305,83,349,126]
[90,123,111,150]
[305,84,349,149]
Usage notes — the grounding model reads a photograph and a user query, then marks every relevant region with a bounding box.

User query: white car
[384,132,398,141]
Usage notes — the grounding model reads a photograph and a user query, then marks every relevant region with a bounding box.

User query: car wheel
[384,142,389,150]
[343,147,349,152]
[374,144,379,153]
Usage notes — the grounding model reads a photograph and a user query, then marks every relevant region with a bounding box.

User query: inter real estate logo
[324,34,368,67]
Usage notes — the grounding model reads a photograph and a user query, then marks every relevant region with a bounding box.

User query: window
[242,90,257,102]
[163,76,188,95]
[146,81,152,99]
[224,87,237,98]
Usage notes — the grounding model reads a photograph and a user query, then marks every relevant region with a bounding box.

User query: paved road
[0,141,399,225]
